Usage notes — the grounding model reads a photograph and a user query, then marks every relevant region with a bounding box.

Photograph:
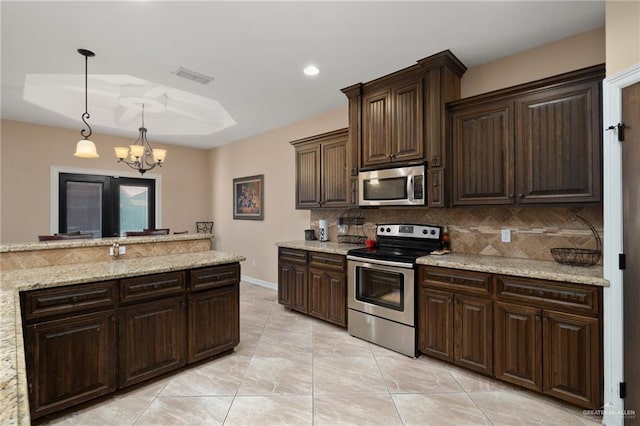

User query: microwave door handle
[407,176,414,202]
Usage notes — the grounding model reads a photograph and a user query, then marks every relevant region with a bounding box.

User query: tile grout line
[446,369,496,426]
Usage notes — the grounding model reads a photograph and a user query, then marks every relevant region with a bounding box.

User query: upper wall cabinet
[342,50,466,207]
[449,64,604,206]
[291,128,353,209]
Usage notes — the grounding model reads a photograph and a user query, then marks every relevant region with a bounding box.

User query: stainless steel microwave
[358,165,425,206]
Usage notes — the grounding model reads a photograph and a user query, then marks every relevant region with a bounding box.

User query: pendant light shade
[74,48,99,158]
[74,138,99,158]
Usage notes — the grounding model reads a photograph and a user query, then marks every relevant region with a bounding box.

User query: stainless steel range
[347,224,442,357]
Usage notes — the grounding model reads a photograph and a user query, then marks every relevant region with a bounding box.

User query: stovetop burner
[347,223,442,263]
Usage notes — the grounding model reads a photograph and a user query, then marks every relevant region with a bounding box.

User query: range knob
[422,229,428,235]
[430,229,436,235]
[379,227,385,233]
[386,227,391,233]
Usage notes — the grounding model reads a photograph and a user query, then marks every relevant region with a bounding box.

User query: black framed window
[59,173,156,237]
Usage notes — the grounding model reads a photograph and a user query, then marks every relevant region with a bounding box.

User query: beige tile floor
[43,282,603,425]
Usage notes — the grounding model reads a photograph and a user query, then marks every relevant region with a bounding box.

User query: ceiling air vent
[173,67,214,85]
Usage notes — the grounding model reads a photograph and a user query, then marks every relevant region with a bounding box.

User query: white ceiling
[1,1,605,149]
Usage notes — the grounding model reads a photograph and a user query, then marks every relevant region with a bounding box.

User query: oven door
[347,257,415,326]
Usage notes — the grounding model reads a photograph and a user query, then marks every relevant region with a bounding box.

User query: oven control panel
[377,224,441,239]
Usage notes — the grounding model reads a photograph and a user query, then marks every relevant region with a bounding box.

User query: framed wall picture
[233,174,264,220]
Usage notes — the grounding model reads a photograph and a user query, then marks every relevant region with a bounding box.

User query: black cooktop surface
[347,246,436,263]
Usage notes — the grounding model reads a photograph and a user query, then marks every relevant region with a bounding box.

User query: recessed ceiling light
[303,65,320,76]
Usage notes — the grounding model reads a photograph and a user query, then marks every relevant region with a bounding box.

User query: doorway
[623,81,640,424]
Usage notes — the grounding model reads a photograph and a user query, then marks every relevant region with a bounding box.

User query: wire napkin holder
[337,209,367,245]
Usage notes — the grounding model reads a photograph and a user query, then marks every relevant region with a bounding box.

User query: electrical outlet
[501,229,511,243]
[119,246,126,255]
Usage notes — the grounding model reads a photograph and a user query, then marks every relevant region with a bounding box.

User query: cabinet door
[321,138,349,208]
[291,264,309,314]
[392,79,423,162]
[119,296,186,388]
[362,89,392,166]
[188,284,239,363]
[326,270,347,327]
[418,287,454,362]
[451,101,514,205]
[278,263,294,307]
[25,310,117,419]
[308,267,328,320]
[454,295,493,375]
[516,80,601,204]
[295,144,321,208]
[494,301,542,391]
[543,310,601,409]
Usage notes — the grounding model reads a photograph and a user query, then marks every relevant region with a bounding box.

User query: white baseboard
[241,275,277,290]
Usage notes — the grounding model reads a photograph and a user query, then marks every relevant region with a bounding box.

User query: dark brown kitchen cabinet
[21,263,241,420]
[494,301,542,391]
[449,64,604,206]
[291,128,351,209]
[278,248,348,327]
[188,284,239,363]
[494,275,602,409]
[24,310,117,419]
[418,266,493,375]
[188,265,240,362]
[362,79,424,166]
[278,248,309,313]
[451,100,514,205]
[118,295,186,388]
[308,267,347,327]
[342,50,466,206]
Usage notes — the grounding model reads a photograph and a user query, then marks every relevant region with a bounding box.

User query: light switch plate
[501,229,511,243]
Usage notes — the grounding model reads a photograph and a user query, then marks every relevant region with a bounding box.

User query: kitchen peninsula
[0,233,245,424]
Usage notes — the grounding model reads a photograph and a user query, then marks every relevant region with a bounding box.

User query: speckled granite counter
[417,253,608,287]
[0,250,245,425]
[276,240,364,255]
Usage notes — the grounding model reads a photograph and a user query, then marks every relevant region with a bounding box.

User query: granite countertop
[276,240,364,255]
[277,241,607,287]
[417,253,608,287]
[0,250,245,425]
[0,233,213,253]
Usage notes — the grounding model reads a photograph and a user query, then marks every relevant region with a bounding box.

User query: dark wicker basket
[550,215,601,267]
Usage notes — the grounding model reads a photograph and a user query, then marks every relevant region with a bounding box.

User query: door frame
[603,63,640,426]
[50,166,162,235]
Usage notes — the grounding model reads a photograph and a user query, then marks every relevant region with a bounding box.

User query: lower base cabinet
[419,266,603,410]
[24,310,117,419]
[118,296,187,388]
[188,284,240,363]
[278,248,348,328]
[21,263,240,420]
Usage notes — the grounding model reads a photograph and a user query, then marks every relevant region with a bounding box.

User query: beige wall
[462,27,605,97]
[606,0,640,75]
[209,108,348,285]
[0,119,211,243]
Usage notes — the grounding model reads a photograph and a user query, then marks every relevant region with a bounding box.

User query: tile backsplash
[310,206,602,262]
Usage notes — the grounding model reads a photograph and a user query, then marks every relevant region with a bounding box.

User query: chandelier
[73,48,99,158]
[114,104,167,175]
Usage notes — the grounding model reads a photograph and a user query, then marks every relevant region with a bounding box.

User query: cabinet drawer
[190,264,240,291]
[420,266,492,296]
[120,271,186,304]
[22,281,117,323]
[494,275,601,315]
[309,252,345,271]
[278,248,308,265]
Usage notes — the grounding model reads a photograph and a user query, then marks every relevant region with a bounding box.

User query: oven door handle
[347,255,414,269]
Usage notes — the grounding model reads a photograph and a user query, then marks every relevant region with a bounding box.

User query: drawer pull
[72,296,79,303]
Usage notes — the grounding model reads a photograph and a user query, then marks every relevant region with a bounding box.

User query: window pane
[119,185,149,235]
[66,182,102,237]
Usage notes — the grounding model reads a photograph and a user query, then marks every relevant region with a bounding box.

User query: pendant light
[73,48,99,158]
[114,103,167,175]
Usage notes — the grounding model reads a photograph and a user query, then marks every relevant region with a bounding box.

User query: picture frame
[233,174,264,220]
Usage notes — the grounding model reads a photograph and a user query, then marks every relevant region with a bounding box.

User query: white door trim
[50,166,162,235]
[602,63,640,426]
